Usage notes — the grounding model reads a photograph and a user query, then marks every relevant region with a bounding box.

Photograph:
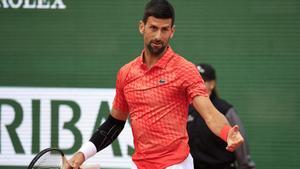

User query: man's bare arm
[192,95,244,152]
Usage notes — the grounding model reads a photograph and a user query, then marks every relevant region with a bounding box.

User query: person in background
[188,63,256,169]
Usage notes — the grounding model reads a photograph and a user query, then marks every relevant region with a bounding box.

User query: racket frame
[27,148,66,169]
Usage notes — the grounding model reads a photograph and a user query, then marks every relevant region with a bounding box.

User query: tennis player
[66,0,244,169]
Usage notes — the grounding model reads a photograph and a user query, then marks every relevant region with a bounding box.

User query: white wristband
[78,141,97,160]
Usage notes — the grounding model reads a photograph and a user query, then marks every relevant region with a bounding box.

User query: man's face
[139,16,175,56]
[204,80,216,96]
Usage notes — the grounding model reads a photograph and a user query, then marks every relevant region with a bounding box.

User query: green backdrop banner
[1,0,300,169]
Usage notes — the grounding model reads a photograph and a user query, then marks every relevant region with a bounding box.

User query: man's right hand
[65,152,85,169]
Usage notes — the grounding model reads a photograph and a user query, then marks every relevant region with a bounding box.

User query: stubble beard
[146,41,167,56]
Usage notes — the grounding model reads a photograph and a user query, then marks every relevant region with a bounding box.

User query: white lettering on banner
[23,0,35,8]
[37,0,50,9]
[8,0,22,8]
[0,87,133,168]
[0,0,66,9]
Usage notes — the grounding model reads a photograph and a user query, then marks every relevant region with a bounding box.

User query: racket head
[27,148,66,169]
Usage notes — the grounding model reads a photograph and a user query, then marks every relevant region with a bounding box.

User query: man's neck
[143,48,167,68]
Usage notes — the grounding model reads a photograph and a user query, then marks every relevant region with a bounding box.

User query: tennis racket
[27,148,67,169]
[28,148,100,169]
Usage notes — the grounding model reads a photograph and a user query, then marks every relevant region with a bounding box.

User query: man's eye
[162,28,169,32]
[150,26,157,31]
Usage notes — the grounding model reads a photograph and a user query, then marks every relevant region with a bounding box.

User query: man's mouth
[151,42,162,48]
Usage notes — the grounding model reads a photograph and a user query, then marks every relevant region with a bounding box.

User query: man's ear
[170,25,176,38]
[139,20,145,35]
[211,80,216,90]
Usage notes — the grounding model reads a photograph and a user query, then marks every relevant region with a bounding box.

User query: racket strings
[32,151,63,169]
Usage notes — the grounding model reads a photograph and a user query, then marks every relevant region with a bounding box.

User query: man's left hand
[226,125,244,152]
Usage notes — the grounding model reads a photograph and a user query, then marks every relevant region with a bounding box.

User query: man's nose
[154,30,162,40]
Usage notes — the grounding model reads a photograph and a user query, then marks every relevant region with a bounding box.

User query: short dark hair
[143,0,175,26]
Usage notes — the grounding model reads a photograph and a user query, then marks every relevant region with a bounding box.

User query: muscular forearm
[79,114,125,160]
[77,108,128,162]
[193,96,244,152]
[67,109,128,169]
[192,96,230,138]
